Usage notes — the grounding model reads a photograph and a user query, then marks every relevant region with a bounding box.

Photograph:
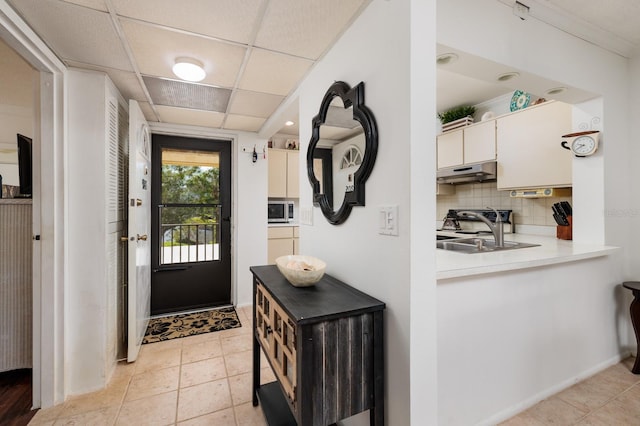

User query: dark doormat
[142,307,241,344]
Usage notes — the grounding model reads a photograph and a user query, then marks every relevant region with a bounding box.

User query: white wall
[438,256,625,425]
[234,134,268,307]
[0,38,34,186]
[297,0,435,424]
[0,105,31,186]
[437,0,630,423]
[629,55,640,278]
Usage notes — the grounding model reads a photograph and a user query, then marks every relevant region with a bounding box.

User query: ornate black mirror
[307,81,378,225]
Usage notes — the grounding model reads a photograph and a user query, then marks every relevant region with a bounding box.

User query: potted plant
[438,105,476,124]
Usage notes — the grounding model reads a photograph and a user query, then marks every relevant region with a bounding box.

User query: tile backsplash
[437,181,572,228]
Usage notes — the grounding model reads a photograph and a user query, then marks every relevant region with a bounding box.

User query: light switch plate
[378,205,398,236]
[300,206,313,225]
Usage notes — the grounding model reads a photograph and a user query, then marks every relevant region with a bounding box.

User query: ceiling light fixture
[172,57,206,82]
[497,72,520,82]
[436,53,458,66]
[545,87,567,96]
[285,120,294,126]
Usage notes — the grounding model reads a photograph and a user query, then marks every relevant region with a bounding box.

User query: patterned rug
[142,307,242,344]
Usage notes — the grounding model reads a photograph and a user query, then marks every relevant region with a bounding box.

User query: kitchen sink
[436,237,539,254]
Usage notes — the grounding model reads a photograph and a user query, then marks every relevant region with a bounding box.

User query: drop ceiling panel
[121,20,246,88]
[112,0,265,44]
[224,115,266,132]
[228,90,284,118]
[8,0,133,71]
[61,0,107,12]
[65,61,147,101]
[239,48,312,96]
[255,0,366,59]
[156,105,224,128]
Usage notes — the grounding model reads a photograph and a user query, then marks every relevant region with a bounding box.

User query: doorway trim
[0,3,66,408]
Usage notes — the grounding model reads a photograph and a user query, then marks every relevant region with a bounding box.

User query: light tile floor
[501,357,640,425]
[28,306,274,426]
[27,307,640,426]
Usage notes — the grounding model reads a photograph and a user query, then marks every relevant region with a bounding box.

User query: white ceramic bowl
[275,255,326,287]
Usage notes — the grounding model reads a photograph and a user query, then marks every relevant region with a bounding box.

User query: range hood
[436,161,497,184]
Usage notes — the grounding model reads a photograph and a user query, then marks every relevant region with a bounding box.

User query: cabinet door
[268,238,294,264]
[464,120,495,164]
[437,129,463,169]
[497,101,572,190]
[286,152,299,198]
[268,150,287,198]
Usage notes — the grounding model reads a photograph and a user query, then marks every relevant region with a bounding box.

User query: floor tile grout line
[175,344,184,424]
[111,367,134,426]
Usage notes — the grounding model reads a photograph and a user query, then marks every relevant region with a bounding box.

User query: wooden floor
[0,369,38,426]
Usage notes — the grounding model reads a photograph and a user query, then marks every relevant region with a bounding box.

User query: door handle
[136,234,148,241]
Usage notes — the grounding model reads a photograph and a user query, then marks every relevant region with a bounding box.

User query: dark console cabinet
[251,265,385,426]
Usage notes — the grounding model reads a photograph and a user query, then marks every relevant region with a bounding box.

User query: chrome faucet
[458,207,504,248]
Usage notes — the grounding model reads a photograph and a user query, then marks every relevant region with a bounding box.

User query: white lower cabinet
[267,226,299,264]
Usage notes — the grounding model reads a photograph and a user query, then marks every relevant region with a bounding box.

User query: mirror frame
[307,81,378,225]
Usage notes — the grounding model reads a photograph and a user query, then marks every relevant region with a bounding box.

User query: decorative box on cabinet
[251,265,385,426]
[268,149,299,198]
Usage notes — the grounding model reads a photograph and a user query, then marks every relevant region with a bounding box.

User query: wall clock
[561,130,599,157]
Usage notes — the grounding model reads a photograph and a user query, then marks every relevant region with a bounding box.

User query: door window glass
[160,148,221,264]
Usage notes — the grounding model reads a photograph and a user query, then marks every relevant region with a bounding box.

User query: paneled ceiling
[6,0,369,135]
[5,0,640,132]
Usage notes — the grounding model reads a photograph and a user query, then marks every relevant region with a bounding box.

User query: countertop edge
[437,240,620,281]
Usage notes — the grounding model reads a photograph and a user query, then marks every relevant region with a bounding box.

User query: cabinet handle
[265,325,272,335]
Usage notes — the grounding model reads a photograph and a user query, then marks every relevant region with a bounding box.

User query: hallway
[28,306,269,425]
[25,304,640,425]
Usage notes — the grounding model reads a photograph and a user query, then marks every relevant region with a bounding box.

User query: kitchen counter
[437,232,618,280]
[268,222,298,227]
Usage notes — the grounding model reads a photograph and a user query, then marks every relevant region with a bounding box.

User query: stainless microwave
[268,201,294,223]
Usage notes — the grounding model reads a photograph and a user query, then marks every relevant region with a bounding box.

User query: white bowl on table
[275,255,326,287]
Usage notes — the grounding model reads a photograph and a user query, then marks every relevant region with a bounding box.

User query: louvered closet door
[106,94,129,361]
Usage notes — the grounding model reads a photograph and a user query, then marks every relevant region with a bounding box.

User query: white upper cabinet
[268,149,299,198]
[496,101,573,190]
[437,120,496,169]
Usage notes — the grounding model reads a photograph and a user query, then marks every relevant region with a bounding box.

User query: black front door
[150,134,231,315]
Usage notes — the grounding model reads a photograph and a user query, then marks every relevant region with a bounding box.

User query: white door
[127,100,151,362]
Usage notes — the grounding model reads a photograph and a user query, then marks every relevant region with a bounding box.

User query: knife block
[556,216,572,240]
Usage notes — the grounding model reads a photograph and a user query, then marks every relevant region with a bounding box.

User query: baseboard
[478,352,631,425]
